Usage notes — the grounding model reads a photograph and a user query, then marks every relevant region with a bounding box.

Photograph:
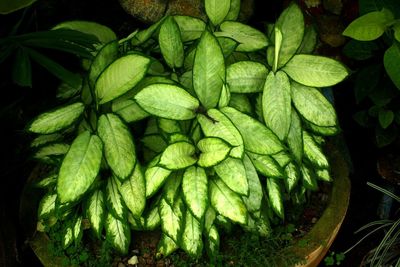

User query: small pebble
[311,217,318,224]
[128,255,139,265]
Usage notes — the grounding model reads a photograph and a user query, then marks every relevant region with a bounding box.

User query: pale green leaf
[38,193,57,219]
[135,84,199,120]
[158,118,181,134]
[262,71,291,141]
[119,163,146,217]
[181,210,203,257]
[283,54,349,87]
[298,25,317,54]
[209,178,247,224]
[159,142,196,170]
[159,197,184,243]
[218,84,231,108]
[205,225,220,258]
[53,20,116,43]
[303,130,329,169]
[105,213,131,254]
[182,166,208,220]
[131,18,165,46]
[106,176,126,220]
[31,133,62,148]
[284,162,300,193]
[57,131,103,203]
[98,114,136,180]
[272,150,291,168]
[287,109,303,162]
[228,94,252,115]
[111,99,149,123]
[159,16,184,69]
[224,0,240,21]
[162,171,183,206]
[384,44,400,90]
[247,152,283,178]
[29,102,84,134]
[145,155,172,198]
[226,61,268,93]
[85,190,105,238]
[141,134,167,153]
[300,164,318,190]
[193,31,225,109]
[266,178,284,219]
[273,27,283,72]
[34,143,69,163]
[89,40,119,88]
[173,15,206,42]
[157,234,178,258]
[35,174,57,188]
[62,221,74,248]
[316,168,332,182]
[95,54,150,104]
[214,157,248,196]
[73,216,83,244]
[217,37,238,58]
[197,137,231,167]
[205,0,231,26]
[242,155,262,213]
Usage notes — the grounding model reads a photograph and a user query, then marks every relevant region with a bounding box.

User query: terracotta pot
[21,139,350,267]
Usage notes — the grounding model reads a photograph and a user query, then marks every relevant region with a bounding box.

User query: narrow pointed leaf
[214,157,248,196]
[283,55,349,87]
[159,16,184,69]
[95,54,150,104]
[291,82,337,127]
[85,190,105,238]
[34,143,69,163]
[173,15,206,42]
[303,131,329,169]
[135,84,199,120]
[145,156,172,198]
[182,166,208,220]
[226,61,268,93]
[73,216,83,244]
[197,137,231,167]
[262,71,291,141]
[205,225,220,258]
[38,193,57,219]
[205,0,231,26]
[62,221,74,248]
[107,177,126,220]
[28,102,84,134]
[193,31,225,109]
[247,152,283,178]
[57,131,103,203]
[98,114,136,180]
[228,94,252,115]
[242,155,262,212]
[218,84,231,108]
[12,47,32,87]
[181,210,203,257]
[266,178,284,219]
[284,162,300,193]
[300,164,318,190]
[287,109,303,162]
[157,234,178,258]
[89,40,119,88]
[159,197,184,243]
[316,168,332,182]
[159,142,196,170]
[112,99,149,123]
[105,213,131,255]
[163,171,183,206]
[209,178,247,224]
[53,20,116,43]
[35,174,57,188]
[222,106,284,155]
[119,163,146,217]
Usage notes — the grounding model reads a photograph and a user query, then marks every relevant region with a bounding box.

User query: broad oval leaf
[95,54,151,104]
[287,109,303,162]
[291,82,337,127]
[266,178,284,219]
[205,0,231,26]
[303,131,329,169]
[173,15,206,42]
[218,21,268,52]
[181,210,203,258]
[242,155,262,213]
[159,16,184,69]
[214,157,248,196]
[262,71,291,141]
[112,99,149,123]
[105,213,131,255]
[275,3,304,68]
[221,107,284,155]
[135,84,199,120]
[209,178,247,225]
[53,20,116,43]
[197,137,231,167]
[157,234,178,258]
[226,61,268,93]
[85,190,105,238]
[89,40,119,88]
[247,152,283,178]
[159,142,197,170]
[163,172,183,206]
[182,166,208,220]
[193,31,225,109]
[29,102,85,134]
[57,131,103,203]
[283,54,349,87]
[225,0,240,21]
[228,94,252,115]
[118,163,146,218]
[98,114,136,180]
[145,155,172,198]
[159,197,184,243]
[197,108,244,158]
[106,176,126,220]
[384,44,400,90]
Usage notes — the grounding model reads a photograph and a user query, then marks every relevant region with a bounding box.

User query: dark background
[0,0,388,266]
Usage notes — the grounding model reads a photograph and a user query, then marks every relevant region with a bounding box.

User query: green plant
[342,182,400,266]
[30,0,348,262]
[342,0,400,147]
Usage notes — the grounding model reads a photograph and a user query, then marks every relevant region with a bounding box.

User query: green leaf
[157,234,178,258]
[384,44,400,90]
[85,190,105,238]
[31,133,62,148]
[275,2,304,68]
[106,176,126,220]
[303,131,329,169]
[35,174,57,188]
[205,0,231,26]
[266,178,284,219]
[142,134,167,153]
[162,171,183,206]
[379,109,394,129]
[218,21,268,52]
[284,162,300,193]
[205,225,220,259]
[394,22,400,42]
[209,177,247,225]
[95,54,150,104]
[221,106,284,155]
[57,131,103,203]
[182,166,208,220]
[287,109,303,162]
[228,94,252,114]
[145,156,172,198]
[12,47,32,87]
[242,155,262,213]
[34,143,69,163]
[135,84,199,120]
[226,61,268,93]
[98,114,136,180]
[89,40,119,88]
[158,118,182,134]
[112,99,149,123]
[272,151,291,168]
[292,82,338,128]
[225,0,240,21]
[159,16,184,69]
[218,84,231,108]
[73,216,83,244]
[197,137,231,167]
[181,210,203,258]
[300,164,318,190]
[105,213,131,255]
[173,15,206,42]
[217,37,238,58]
[193,31,225,109]
[131,18,165,46]
[262,71,291,141]
[197,108,244,158]
[62,220,74,248]
[38,193,57,219]
[118,163,146,218]
[159,142,197,170]
[342,9,395,41]
[0,0,37,14]
[28,102,84,134]
[159,197,184,243]
[53,20,116,43]
[247,152,283,178]
[298,25,317,54]
[214,157,248,196]
[316,168,332,182]
[273,27,283,72]
[283,54,349,87]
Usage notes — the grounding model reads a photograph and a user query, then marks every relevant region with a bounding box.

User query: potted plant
[23,0,350,265]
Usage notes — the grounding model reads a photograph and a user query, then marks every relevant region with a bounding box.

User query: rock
[128,255,139,265]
